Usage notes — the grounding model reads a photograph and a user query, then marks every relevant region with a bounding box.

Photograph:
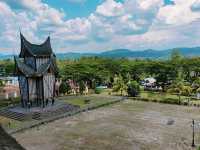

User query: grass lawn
[139,91,200,106]
[0,97,22,129]
[58,94,121,108]
[0,116,22,129]
[138,91,192,104]
[0,97,20,108]
[140,91,188,100]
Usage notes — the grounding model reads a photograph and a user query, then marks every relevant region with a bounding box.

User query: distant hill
[56,52,96,59]
[1,47,200,60]
[56,47,200,60]
[99,49,170,59]
[0,54,13,60]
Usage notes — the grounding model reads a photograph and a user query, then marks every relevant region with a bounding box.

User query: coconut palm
[182,85,192,103]
[168,81,185,104]
[112,74,127,96]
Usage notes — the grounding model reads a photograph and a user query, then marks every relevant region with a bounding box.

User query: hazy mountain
[99,49,170,59]
[0,54,13,60]
[56,52,96,59]
[55,47,200,59]
[1,47,200,60]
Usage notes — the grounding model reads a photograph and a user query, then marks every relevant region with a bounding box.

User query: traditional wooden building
[15,33,58,108]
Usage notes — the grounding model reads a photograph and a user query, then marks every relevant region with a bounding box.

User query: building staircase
[0,109,31,121]
[0,104,80,121]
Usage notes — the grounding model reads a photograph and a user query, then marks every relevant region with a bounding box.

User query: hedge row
[129,97,200,107]
[129,97,183,105]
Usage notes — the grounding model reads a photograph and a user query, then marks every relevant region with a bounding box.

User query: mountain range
[1,47,200,60]
[56,47,200,59]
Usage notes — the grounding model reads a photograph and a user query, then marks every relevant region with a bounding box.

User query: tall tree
[127,80,140,97]
[112,74,127,96]
[168,70,185,104]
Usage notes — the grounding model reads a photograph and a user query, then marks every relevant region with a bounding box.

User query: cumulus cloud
[191,0,200,11]
[96,0,124,17]
[88,0,163,42]
[1,0,200,54]
[0,1,37,48]
[156,0,199,25]
[0,0,68,52]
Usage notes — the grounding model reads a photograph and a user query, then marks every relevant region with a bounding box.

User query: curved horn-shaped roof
[14,56,58,77]
[19,33,53,57]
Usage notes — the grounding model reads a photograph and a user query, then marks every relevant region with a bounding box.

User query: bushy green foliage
[59,81,71,94]
[127,81,140,97]
[0,59,14,76]
[79,81,85,95]
[56,54,200,98]
[0,80,4,86]
[95,88,102,94]
[3,49,200,97]
[112,74,127,95]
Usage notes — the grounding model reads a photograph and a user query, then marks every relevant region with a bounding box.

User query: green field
[58,94,121,108]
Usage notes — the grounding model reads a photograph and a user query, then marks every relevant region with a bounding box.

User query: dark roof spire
[19,33,53,58]
[15,56,58,77]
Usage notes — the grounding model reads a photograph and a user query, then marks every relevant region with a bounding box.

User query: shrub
[79,81,86,95]
[95,88,102,94]
[127,81,140,97]
[84,99,90,104]
[161,98,180,104]
[59,81,71,94]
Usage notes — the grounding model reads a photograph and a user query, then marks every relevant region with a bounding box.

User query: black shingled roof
[14,56,58,77]
[20,33,53,57]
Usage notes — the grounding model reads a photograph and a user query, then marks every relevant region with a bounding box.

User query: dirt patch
[14,100,199,150]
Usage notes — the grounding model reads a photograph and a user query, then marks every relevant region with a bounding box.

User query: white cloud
[1,0,200,54]
[96,0,124,17]
[191,0,200,11]
[156,0,200,25]
[89,0,163,41]
[0,0,68,53]
[0,2,37,48]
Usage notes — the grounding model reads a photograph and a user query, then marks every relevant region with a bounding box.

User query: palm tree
[112,74,127,96]
[168,81,184,104]
[168,68,186,104]
[182,85,192,104]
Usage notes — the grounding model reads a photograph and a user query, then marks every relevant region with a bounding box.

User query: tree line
[2,50,200,97]
[57,50,200,97]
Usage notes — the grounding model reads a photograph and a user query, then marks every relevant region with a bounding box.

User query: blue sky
[46,0,105,19]
[0,0,200,54]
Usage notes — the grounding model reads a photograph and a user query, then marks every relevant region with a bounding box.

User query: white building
[143,77,156,87]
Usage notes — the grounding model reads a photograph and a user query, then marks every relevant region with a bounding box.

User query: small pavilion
[15,33,58,108]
